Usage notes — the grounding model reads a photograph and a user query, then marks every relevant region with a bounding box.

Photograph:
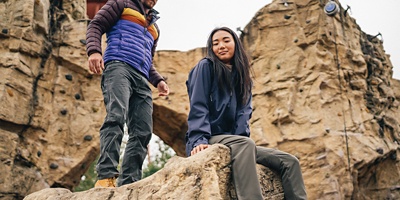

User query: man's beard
[143,1,154,9]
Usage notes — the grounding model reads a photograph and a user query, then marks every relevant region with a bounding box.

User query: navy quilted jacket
[185,58,253,156]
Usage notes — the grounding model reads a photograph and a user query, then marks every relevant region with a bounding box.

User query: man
[86,0,169,187]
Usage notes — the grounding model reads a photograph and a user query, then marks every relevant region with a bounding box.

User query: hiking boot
[94,177,116,188]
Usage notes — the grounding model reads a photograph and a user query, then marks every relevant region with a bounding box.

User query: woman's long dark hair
[206,27,252,105]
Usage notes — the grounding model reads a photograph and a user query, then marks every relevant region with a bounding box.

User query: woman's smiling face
[212,30,235,65]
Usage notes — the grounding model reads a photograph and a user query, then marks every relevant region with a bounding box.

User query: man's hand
[88,53,104,74]
[157,80,169,96]
[190,144,210,156]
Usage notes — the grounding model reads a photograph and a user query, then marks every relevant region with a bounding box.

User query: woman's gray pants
[96,61,153,186]
[209,135,307,200]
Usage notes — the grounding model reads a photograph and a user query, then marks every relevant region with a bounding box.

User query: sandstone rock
[0,0,103,198]
[24,145,284,200]
[239,0,400,199]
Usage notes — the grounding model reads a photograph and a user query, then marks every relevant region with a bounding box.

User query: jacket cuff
[193,137,209,149]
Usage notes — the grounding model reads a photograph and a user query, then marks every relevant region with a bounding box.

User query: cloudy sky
[154,0,399,79]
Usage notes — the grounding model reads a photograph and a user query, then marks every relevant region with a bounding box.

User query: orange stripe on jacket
[120,8,159,40]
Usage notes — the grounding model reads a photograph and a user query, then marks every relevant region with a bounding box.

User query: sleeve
[148,23,165,87]
[185,59,213,156]
[86,0,124,56]
[233,88,253,137]
[148,65,165,87]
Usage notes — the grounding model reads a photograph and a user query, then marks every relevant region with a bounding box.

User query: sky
[154,0,399,80]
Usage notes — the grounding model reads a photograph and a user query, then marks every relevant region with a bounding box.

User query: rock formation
[0,0,399,199]
[24,145,284,200]
[240,0,400,199]
[0,0,103,199]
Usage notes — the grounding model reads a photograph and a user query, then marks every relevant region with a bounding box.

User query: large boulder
[24,144,284,200]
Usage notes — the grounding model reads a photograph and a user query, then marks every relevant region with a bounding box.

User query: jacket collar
[147,8,160,25]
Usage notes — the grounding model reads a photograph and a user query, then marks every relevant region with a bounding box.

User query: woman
[185,27,307,200]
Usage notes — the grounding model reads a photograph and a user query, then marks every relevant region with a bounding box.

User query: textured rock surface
[0,0,102,199]
[0,0,399,199]
[24,145,284,200]
[240,0,400,199]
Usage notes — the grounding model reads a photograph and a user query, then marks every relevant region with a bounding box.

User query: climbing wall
[241,0,400,199]
[0,0,103,198]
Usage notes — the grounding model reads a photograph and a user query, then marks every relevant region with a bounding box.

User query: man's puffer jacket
[86,0,163,87]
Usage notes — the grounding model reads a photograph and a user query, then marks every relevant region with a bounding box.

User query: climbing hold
[65,74,73,81]
[325,128,330,133]
[324,1,340,16]
[84,135,93,141]
[1,28,8,34]
[79,39,86,45]
[50,163,59,169]
[75,93,81,100]
[376,147,384,155]
[284,15,291,20]
[37,151,42,157]
[60,109,68,115]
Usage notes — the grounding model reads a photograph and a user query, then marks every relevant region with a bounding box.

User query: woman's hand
[190,144,210,156]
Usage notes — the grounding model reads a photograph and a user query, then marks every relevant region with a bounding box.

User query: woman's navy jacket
[185,58,252,156]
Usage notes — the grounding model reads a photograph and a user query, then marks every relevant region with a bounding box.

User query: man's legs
[256,147,307,200]
[96,61,132,185]
[210,135,263,200]
[117,64,153,186]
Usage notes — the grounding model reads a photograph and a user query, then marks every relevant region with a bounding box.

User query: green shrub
[142,139,175,178]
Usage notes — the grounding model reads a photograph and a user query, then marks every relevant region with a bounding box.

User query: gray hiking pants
[97,61,153,186]
[209,135,307,200]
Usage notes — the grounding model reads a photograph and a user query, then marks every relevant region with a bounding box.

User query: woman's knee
[241,136,256,148]
[284,153,300,168]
